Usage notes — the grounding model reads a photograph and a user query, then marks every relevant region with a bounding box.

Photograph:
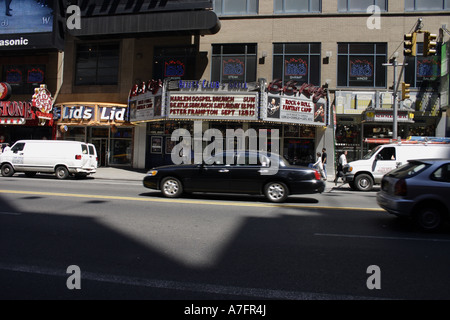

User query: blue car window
[431,164,450,183]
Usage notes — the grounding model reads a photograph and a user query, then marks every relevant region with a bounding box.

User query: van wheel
[354,174,373,191]
[161,177,183,198]
[264,181,288,203]
[1,164,14,177]
[55,166,69,179]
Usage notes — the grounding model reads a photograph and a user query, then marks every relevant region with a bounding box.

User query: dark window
[153,47,197,80]
[211,44,257,83]
[404,43,441,88]
[274,0,321,13]
[338,0,387,11]
[11,143,25,153]
[431,164,450,182]
[75,43,120,86]
[273,43,321,86]
[213,0,258,15]
[337,43,387,88]
[378,147,396,160]
[405,0,450,11]
[2,65,46,95]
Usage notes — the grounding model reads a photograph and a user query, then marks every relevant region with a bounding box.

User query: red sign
[0,82,12,101]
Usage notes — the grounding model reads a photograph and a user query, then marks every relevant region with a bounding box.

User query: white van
[343,143,450,191]
[0,140,97,179]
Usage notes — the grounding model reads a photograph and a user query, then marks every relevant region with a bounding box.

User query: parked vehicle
[143,151,325,202]
[343,143,450,191]
[0,140,97,179]
[376,159,450,231]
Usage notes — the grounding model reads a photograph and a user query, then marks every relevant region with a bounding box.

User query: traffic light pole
[383,57,406,140]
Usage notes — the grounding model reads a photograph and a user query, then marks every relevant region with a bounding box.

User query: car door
[372,146,397,179]
[429,162,450,209]
[226,152,269,193]
[10,142,26,170]
[186,152,235,193]
[88,144,98,169]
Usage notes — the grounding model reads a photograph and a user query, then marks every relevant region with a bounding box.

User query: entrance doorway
[91,138,108,167]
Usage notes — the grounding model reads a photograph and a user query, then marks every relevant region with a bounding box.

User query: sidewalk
[94,167,147,181]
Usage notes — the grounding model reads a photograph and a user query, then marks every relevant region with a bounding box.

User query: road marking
[0,189,383,212]
[0,262,381,300]
[315,233,450,243]
[0,211,21,216]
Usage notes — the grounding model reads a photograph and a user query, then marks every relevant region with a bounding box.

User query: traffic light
[401,82,410,100]
[404,32,417,56]
[423,31,437,56]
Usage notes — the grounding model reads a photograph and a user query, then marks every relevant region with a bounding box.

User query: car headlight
[147,170,158,176]
[348,166,353,172]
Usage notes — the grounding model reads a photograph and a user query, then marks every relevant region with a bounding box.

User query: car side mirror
[376,153,382,160]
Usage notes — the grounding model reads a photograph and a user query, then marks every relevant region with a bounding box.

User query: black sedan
[143,152,325,202]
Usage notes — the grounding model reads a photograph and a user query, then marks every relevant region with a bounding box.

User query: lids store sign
[55,105,127,122]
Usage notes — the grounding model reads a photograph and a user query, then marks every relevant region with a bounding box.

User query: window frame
[337,42,387,88]
[211,43,258,83]
[272,42,321,86]
[274,0,322,13]
[213,0,259,16]
[338,0,388,12]
[404,42,441,88]
[405,0,450,11]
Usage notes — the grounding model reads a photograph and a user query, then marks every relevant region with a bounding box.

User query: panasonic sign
[0,38,29,47]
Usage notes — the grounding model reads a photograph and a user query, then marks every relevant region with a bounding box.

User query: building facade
[2,0,449,176]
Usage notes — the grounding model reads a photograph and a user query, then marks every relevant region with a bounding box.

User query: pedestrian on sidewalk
[335,150,347,185]
[313,152,325,180]
[321,148,327,181]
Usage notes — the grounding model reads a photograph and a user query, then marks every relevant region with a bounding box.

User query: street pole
[383,55,406,141]
[392,58,398,140]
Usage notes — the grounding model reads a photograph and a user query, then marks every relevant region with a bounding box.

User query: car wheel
[1,164,15,177]
[354,174,373,191]
[414,205,443,232]
[55,166,69,179]
[264,181,288,203]
[161,177,183,198]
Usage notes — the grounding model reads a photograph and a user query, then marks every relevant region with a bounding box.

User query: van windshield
[362,145,382,160]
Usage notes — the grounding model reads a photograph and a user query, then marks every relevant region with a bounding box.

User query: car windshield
[386,161,430,178]
[362,145,381,160]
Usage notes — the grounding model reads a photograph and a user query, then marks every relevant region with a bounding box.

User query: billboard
[0,0,63,50]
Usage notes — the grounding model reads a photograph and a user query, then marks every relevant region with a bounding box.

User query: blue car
[377,159,450,231]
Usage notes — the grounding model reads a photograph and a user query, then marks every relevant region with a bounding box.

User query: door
[372,146,397,179]
[91,139,108,167]
[10,142,26,170]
